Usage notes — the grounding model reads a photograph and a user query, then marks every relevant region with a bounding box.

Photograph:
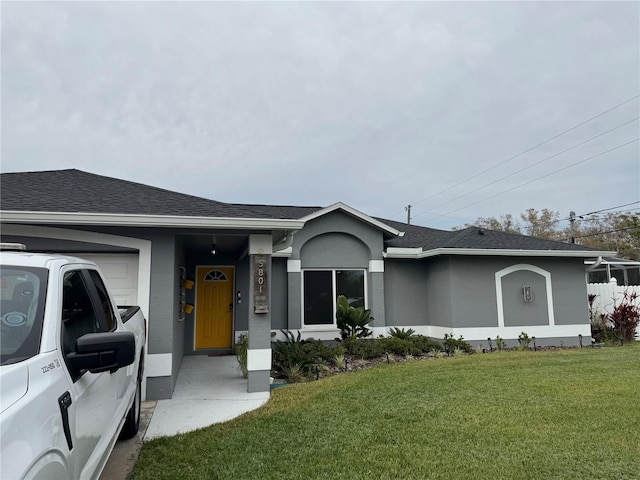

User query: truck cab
[1,244,146,479]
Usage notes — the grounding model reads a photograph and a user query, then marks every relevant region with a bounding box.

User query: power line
[402,94,640,216]
[414,116,639,217]
[421,138,640,224]
[582,201,640,217]
[563,225,640,241]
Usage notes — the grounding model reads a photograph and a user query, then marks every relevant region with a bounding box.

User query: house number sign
[253,254,269,314]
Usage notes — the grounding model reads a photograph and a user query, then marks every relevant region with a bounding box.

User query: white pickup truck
[0,244,146,479]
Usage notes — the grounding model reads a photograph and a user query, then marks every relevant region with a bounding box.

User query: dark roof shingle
[0,169,273,219]
[1,169,605,253]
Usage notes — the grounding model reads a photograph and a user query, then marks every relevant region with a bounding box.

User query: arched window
[204,270,227,282]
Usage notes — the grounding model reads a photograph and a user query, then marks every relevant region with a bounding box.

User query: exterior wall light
[523,285,533,302]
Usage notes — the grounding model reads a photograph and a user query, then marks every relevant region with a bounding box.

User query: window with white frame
[303,269,366,326]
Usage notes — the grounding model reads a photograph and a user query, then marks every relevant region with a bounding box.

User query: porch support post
[247,234,273,393]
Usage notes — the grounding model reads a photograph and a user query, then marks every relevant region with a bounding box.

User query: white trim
[369,260,385,273]
[275,329,341,341]
[1,210,305,230]
[371,324,591,341]
[495,264,555,328]
[249,235,273,255]
[273,247,292,258]
[384,247,423,257]
[384,247,616,259]
[287,260,301,273]
[298,202,403,237]
[145,353,173,377]
[247,349,272,371]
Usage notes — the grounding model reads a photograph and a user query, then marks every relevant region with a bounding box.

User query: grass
[132,345,640,480]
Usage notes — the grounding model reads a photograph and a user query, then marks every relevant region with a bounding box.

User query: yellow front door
[195,266,234,349]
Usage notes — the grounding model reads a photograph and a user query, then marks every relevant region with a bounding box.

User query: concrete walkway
[100,401,156,480]
[144,355,270,440]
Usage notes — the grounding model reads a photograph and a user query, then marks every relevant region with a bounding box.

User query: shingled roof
[0,169,609,254]
[0,169,273,219]
[381,217,604,253]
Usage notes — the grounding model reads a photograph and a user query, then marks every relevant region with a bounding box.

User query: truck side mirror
[66,332,135,374]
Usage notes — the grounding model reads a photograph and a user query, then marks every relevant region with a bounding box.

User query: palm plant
[336,295,373,341]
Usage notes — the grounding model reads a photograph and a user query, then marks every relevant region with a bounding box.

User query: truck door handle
[58,391,73,451]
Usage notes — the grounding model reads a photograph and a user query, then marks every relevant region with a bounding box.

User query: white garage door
[71,254,139,306]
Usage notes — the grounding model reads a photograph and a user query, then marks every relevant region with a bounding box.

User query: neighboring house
[0,169,615,400]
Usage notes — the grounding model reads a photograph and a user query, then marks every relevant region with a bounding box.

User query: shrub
[517,332,532,350]
[304,339,344,366]
[388,327,416,340]
[590,311,613,344]
[272,330,315,379]
[336,295,374,340]
[608,291,640,344]
[443,333,473,355]
[334,354,346,370]
[234,333,248,378]
[342,337,385,359]
[379,336,419,356]
[409,335,442,353]
[495,336,507,351]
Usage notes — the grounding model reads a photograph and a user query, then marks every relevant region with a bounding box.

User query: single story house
[0,169,615,400]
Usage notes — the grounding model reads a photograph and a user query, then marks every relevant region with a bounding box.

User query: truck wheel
[120,376,141,439]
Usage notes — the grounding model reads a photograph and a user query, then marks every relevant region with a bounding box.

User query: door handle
[229,303,233,311]
[58,391,73,450]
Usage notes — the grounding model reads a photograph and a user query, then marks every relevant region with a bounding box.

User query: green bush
[379,337,419,356]
[303,339,345,366]
[388,327,416,340]
[336,295,374,340]
[342,337,385,359]
[234,333,248,378]
[517,332,532,350]
[443,333,473,355]
[409,335,442,353]
[272,330,315,379]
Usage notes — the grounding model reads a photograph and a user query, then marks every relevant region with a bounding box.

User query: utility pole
[569,211,576,244]
[405,205,412,225]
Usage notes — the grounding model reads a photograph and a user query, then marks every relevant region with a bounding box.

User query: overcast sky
[2,1,639,230]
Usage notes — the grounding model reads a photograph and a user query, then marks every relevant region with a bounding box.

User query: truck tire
[120,376,141,439]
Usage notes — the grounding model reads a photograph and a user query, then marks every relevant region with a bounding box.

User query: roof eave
[0,211,305,230]
[299,202,404,237]
[384,247,617,259]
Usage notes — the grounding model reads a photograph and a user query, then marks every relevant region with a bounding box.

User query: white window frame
[301,268,368,329]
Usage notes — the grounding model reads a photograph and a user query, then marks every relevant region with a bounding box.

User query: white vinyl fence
[587,279,640,339]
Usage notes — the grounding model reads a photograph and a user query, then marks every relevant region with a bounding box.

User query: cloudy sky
[2,1,639,230]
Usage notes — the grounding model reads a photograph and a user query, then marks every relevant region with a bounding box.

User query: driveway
[100,401,156,480]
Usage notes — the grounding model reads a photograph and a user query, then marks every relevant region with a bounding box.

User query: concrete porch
[144,355,270,440]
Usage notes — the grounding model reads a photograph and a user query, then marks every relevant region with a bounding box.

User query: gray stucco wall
[234,257,250,333]
[384,259,430,326]
[384,255,590,339]
[446,256,589,329]
[424,257,455,328]
[501,269,548,326]
[288,210,387,329]
[172,238,186,383]
[271,258,288,331]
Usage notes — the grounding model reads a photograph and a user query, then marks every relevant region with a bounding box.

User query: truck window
[88,270,117,331]
[61,270,108,378]
[0,266,48,365]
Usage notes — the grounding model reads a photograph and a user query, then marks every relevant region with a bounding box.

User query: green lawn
[133,345,640,480]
